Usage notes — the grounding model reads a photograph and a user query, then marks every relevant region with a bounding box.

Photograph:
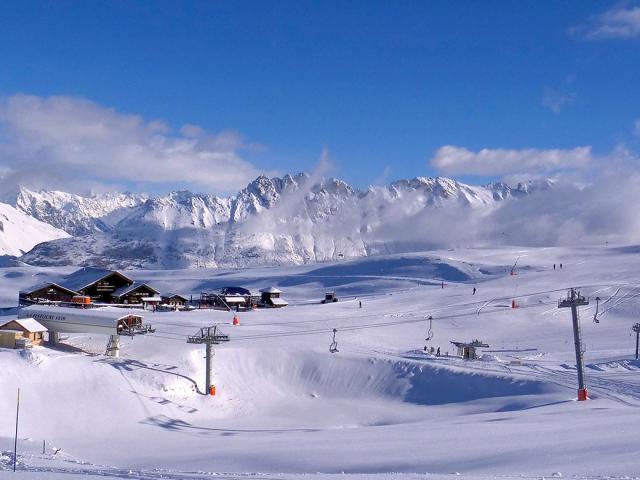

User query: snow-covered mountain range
[4,174,551,269]
[16,187,148,235]
[0,202,69,257]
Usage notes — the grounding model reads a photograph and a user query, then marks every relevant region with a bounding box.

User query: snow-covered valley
[1,245,640,479]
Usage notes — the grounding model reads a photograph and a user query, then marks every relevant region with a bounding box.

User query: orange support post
[577,388,588,401]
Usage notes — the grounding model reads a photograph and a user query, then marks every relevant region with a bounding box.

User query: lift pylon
[558,288,589,401]
[187,326,230,395]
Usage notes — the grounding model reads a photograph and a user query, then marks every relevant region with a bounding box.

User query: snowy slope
[2,245,640,478]
[0,202,69,257]
[19,175,551,269]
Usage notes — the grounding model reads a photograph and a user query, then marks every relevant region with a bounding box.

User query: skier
[436,347,441,356]
[553,264,556,270]
[472,287,476,295]
[560,263,563,270]
[359,300,362,308]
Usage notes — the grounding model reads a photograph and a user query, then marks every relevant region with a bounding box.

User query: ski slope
[1,245,640,479]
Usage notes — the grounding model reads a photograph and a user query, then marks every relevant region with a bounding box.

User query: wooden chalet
[162,293,188,306]
[18,267,165,306]
[0,318,47,347]
[58,267,134,303]
[19,283,77,305]
[199,287,255,310]
[260,287,288,308]
[111,282,160,304]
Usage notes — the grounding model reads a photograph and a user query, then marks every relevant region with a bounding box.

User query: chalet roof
[59,267,133,293]
[269,297,288,306]
[1,317,47,333]
[220,286,251,296]
[224,296,247,304]
[112,282,160,299]
[260,287,282,294]
[19,282,78,296]
[162,293,188,301]
[142,297,162,302]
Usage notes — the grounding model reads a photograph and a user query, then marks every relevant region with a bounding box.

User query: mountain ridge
[14,173,553,269]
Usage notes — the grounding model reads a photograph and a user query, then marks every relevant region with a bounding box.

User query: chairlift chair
[329,328,339,353]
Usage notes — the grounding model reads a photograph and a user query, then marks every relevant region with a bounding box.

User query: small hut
[450,340,489,360]
[260,287,288,308]
[162,293,188,306]
[0,318,48,347]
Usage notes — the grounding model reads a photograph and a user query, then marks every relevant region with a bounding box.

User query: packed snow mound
[0,202,69,257]
[19,174,551,269]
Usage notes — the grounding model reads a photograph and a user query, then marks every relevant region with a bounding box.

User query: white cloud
[575,6,640,39]
[542,87,576,113]
[430,145,593,176]
[0,94,270,194]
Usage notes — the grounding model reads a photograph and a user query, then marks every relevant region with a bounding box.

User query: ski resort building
[161,293,188,306]
[111,282,160,304]
[58,267,134,303]
[260,287,288,308]
[19,305,146,336]
[200,287,255,310]
[18,267,163,306]
[0,318,47,348]
[19,282,78,305]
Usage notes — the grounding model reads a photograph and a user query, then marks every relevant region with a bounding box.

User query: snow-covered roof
[59,267,133,293]
[162,293,188,300]
[18,305,143,335]
[224,296,247,303]
[0,317,48,333]
[19,282,78,296]
[269,297,288,306]
[220,286,251,296]
[260,287,282,294]
[112,282,159,298]
[142,297,162,302]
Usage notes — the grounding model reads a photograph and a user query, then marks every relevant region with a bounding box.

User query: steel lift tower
[187,325,230,395]
[632,323,640,360]
[558,288,590,401]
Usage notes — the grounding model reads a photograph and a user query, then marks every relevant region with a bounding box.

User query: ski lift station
[450,340,490,360]
[17,305,154,356]
[18,305,147,336]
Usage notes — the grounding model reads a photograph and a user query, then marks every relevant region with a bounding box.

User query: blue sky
[0,1,639,195]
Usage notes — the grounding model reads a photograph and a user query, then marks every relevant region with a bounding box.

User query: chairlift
[593,296,601,323]
[329,328,339,353]
[423,316,434,351]
[425,315,434,341]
